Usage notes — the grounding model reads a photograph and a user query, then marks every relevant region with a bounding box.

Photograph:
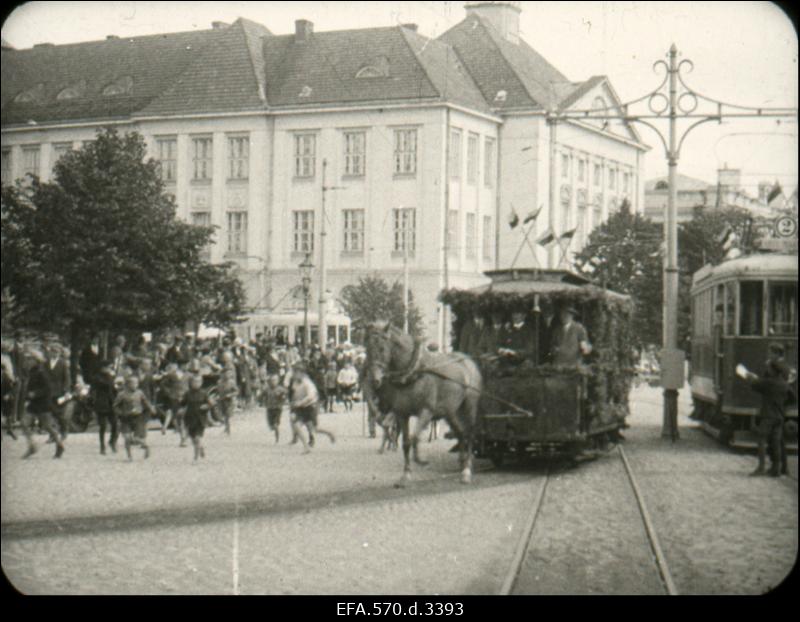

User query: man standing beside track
[742,343,795,477]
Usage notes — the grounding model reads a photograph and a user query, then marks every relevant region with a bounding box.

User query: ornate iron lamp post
[299,253,314,357]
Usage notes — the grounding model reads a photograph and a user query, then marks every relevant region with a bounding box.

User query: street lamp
[299,253,314,357]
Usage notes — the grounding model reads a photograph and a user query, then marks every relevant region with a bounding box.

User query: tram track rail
[499,447,679,596]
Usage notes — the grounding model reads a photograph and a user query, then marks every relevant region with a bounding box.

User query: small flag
[560,227,578,240]
[508,205,519,229]
[767,181,783,204]
[536,227,556,248]
[523,205,543,225]
[716,224,734,247]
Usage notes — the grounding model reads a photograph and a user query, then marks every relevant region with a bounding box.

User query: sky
[2,1,798,194]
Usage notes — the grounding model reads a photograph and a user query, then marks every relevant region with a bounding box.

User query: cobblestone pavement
[2,386,797,594]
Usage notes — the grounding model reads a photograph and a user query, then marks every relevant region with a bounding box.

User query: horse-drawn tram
[689,252,798,448]
[441,268,635,465]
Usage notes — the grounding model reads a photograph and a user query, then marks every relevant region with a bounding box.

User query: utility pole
[403,228,410,333]
[319,158,328,351]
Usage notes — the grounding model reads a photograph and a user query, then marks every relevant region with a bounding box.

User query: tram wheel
[489,447,506,468]
[719,415,734,446]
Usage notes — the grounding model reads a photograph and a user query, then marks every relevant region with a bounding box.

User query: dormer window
[102,76,134,96]
[56,80,86,101]
[494,90,507,103]
[355,56,389,78]
[298,85,312,98]
[14,84,44,104]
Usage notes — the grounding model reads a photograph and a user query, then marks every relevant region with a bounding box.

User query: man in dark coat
[45,343,75,440]
[22,349,65,458]
[743,343,795,477]
[500,311,536,364]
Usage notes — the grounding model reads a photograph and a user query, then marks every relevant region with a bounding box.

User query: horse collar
[386,339,423,386]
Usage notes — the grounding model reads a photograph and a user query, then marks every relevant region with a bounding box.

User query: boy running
[114,375,154,461]
[217,367,238,435]
[263,375,287,443]
[181,375,214,462]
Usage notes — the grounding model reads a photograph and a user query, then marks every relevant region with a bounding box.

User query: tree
[574,199,663,349]
[339,275,425,342]
[1,128,246,376]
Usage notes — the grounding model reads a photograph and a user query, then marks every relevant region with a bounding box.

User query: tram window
[724,282,736,336]
[338,325,348,344]
[768,282,797,335]
[739,281,764,336]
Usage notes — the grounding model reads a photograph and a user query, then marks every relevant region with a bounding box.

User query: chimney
[717,167,741,192]
[212,21,230,30]
[295,19,313,42]
[402,23,418,32]
[106,35,119,40]
[465,1,521,43]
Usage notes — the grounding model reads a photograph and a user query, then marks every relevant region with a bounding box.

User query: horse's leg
[459,396,479,484]
[395,416,412,488]
[411,409,434,466]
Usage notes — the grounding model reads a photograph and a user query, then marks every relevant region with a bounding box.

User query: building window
[293,210,314,253]
[483,215,493,260]
[21,146,40,178]
[342,208,365,252]
[594,163,601,187]
[623,171,630,193]
[192,136,213,181]
[228,135,249,180]
[294,134,316,178]
[561,153,570,178]
[577,190,588,248]
[609,168,616,190]
[392,207,416,253]
[578,159,585,183]
[593,194,603,228]
[608,198,618,214]
[484,137,495,188]
[449,128,462,179]
[394,129,417,175]
[446,209,459,256]
[465,213,477,259]
[1,149,11,184]
[467,133,478,185]
[344,132,366,177]
[226,211,247,254]
[191,212,212,261]
[560,185,572,232]
[156,137,177,183]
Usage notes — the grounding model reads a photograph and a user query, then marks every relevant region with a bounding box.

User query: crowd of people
[0,331,368,462]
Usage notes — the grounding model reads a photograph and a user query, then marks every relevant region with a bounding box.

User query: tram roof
[464,268,630,301]
[692,253,798,291]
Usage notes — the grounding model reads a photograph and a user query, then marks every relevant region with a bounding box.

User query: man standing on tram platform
[499,311,536,364]
[550,305,592,366]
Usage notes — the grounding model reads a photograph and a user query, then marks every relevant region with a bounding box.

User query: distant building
[644,167,780,223]
[2,2,648,345]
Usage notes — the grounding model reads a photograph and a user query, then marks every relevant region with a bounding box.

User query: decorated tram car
[689,252,798,447]
[440,268,635,464]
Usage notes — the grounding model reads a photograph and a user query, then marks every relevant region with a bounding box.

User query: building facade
[2,2,647,346]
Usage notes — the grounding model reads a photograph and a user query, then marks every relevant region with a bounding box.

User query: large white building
[1,2,648,346]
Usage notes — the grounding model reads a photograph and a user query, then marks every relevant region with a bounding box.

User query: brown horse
[365,322,483,486]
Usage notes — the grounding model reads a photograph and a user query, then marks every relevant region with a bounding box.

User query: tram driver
[499,310,536,364]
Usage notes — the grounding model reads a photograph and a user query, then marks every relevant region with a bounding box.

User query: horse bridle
[368,328,424,386]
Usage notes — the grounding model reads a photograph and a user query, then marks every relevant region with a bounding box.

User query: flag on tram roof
[523,205,543,225]
[560,227,578,240]
[767,181,783,204]
[536,227,556,247]
[508,204,520,229]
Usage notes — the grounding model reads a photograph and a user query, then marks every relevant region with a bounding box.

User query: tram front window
[740,281,764,336]
[769,282,797,336]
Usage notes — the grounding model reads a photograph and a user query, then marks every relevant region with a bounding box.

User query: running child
[217,367,238,435]
[113,375,154,461]
[263,375,287,443]
[181,374,214,462]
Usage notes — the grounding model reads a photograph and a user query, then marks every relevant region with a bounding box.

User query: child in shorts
[217,367,238,435]
[113,375,155,461]
[263,375,287,443]
[181,374,214,462]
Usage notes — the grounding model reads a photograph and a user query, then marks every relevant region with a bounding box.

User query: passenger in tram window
[458,314,484,356]
[486,311,509,356]
[499,311,535,364]
[550,305,592,366]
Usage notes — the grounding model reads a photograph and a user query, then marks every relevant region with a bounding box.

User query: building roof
[1,19,270,126]
[261,25,489,112]
[645,173,714,193]
[439,14,585,112]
